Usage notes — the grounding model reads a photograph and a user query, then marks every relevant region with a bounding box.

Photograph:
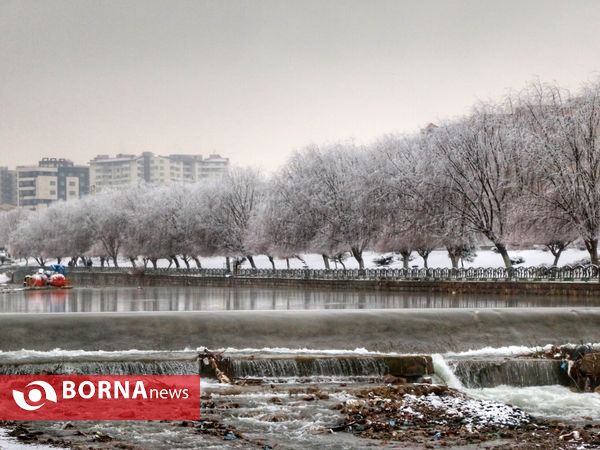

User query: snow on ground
[0,273,9,284]
[403,392,530,428]
[20,247,592,270]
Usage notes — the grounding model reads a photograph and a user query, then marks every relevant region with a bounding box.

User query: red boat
[23,267,72,289]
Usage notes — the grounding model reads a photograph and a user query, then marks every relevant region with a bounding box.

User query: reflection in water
[0,286,598,313]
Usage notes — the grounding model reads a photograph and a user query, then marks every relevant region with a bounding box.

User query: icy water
[1,285,600,313]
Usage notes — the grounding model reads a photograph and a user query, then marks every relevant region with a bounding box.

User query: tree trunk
[225,256,231,273]
[112,255,119,267]
[322,254,330,270]
[585,238,599,265]
[182,255,191,269]
[56,257,62,264]
[399,250,411,269]
[350,247,364,270]
[552,252,561,267]
[449,254,459,269]
[170,255,180,268]
[151,258,158,269]
[193,256,202,269]
[446,246,461,269]
[417,250,431,269]
[495,243,512,269]
[267,255,275,271]
[286,257,290,269]
[246,255,257,269]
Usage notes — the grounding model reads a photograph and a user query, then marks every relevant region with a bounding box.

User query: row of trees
[2,79,600,269]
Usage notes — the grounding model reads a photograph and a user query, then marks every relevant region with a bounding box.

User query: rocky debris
[199,350,232,384]
[383,374,407,385]
[528,345,600,391]
[331,384,600,448]
[0,420,142,449]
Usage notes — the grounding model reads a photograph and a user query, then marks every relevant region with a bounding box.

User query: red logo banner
[0,375,200,420]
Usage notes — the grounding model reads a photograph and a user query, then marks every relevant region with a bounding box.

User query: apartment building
[90,152,229,193]
[0,167,17,208]
[16,158,89,210]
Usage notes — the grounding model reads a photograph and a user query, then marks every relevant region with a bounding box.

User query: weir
[0,352,433,380]
[0,308,598,352]
[447,358,571,388]
[223,357,387,379]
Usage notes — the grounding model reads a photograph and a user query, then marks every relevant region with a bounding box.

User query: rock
[223,431,238,441]
[595,386,600,394]
[179,421,195,427]
[383,374,407,385]
[92,431,113,442]
[383,355,434,378]
[580,353,600,376]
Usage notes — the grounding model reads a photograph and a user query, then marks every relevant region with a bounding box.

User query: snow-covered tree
[516,80,600,265]
[427,106,525,268]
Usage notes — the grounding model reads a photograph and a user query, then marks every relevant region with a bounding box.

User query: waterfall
[433,354,570,389]
[432,353,464,389]
[224,356,389,379]
[0,360,199,375]
[449,359,569,388]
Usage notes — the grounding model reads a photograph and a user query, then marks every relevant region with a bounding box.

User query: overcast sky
[2,0,600,171]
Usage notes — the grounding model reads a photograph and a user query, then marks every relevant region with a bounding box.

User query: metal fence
[67,265,600,281]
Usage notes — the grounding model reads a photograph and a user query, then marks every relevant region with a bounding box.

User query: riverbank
[6,265,600,297]
[2,383,599,449]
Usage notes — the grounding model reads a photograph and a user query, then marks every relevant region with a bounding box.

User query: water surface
[1,286,599,313]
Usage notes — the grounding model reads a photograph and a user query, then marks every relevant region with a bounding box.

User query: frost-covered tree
[427,106,525,268]
[79,190,129,267]
[281,143,380,270]
[516,80,600,265]
[204,167,264,270]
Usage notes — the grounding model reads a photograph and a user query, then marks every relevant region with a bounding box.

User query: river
[0,285,598,448]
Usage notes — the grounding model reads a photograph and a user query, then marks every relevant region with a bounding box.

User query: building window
[50,190,56,195]
[69,191,76,196]
[69,181,76,186]
[49,181,56,186]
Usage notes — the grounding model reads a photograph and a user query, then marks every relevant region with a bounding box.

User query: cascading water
[0,360,199,375]
[224,356,389,379]
[432,352,600,423]
[433,353,570,388]
[449,358,569,388]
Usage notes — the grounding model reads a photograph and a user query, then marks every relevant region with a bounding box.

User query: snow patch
[404,393,530,428]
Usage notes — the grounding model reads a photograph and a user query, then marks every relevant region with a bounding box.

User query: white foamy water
[0,273,9,284]
[444,343,600,358]
[214,346,401,356]
[433,352,600,423]
[471,385,600,422]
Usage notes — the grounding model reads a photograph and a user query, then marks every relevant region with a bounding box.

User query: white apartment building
[89,152,229,193]
[16,158,89,210]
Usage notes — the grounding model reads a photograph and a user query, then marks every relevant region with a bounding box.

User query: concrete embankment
[9,266,600,296]
[35,269,600,296]
[0,308,598,352]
